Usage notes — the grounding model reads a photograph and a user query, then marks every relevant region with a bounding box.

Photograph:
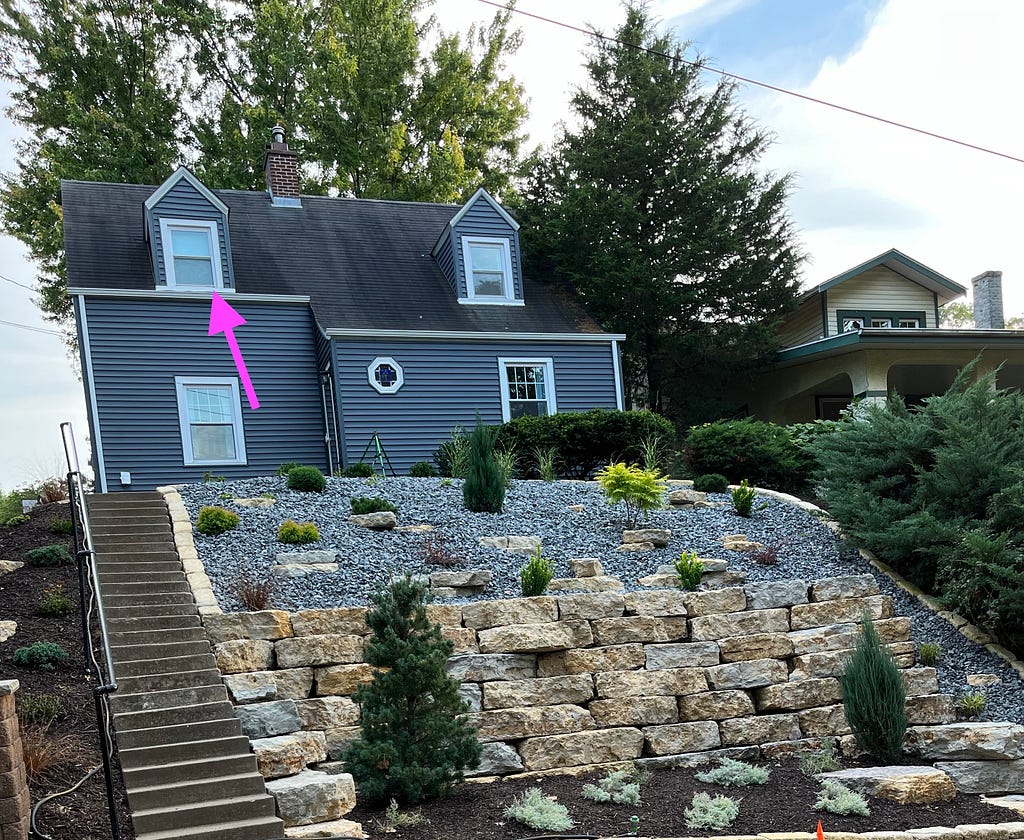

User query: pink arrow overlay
[208,291,260,410]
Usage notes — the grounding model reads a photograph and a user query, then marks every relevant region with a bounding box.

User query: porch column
[850,355,890,405]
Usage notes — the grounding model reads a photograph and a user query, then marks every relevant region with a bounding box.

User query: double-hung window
[175,377,246,465]
[160,219,223,288]
[498,358,556,422]
[461,236,514,302]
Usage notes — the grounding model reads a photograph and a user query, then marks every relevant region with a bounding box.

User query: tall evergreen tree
[518,4,802,422]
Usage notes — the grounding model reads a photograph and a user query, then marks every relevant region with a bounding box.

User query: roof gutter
[68,287,311,304]
[776,328,1024,366]
[325,328,626,342]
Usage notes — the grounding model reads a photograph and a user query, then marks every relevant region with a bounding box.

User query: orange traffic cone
[817,820,825,840]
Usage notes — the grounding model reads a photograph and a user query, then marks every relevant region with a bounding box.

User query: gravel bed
[180,476,1024,724]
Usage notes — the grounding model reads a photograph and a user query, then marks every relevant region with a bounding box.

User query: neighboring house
[742,249,1024,421]
[65,129,624,492]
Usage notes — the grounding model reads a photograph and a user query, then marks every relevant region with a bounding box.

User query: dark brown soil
[349,760,1014,839]
[0,502,135,840]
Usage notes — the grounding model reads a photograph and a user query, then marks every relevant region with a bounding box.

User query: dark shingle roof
[61,180,607,335]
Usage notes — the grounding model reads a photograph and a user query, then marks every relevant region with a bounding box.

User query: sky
[2,0,1023,488]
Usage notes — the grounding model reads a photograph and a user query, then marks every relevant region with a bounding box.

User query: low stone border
[157,485,221,615]
[590,825,1024,840]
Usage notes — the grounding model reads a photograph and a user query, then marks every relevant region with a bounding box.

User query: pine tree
[342,576,481,804]
[463,415,505,513]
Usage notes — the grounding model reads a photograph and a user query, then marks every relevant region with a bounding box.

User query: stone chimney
[972,270,1004,329]
[264,124,301,207]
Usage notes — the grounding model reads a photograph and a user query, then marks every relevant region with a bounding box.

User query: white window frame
[870,318,892,328]
[174,376,247,466]
[159,218,224,289]
[460,236,518,304]
[898,318,921,328]
[842,317,864,332]
[497,357,557,423]
[367,356,405,394]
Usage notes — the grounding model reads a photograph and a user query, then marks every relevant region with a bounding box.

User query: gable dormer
[145,167,235,291]
[432,188,524,306]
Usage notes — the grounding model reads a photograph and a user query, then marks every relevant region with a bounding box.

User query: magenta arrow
[208,291,260,410]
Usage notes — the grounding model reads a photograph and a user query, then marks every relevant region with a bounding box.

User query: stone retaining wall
[0,681,28,840]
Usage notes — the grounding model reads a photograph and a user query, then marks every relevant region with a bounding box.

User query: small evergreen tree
[342,576,481,803]
[463,415,506,513]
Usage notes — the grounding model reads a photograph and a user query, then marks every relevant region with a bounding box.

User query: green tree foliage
[463,415,505,513]
[683,419,811,491]
[517,4,801,422]
[940,301,1024,330]
[595,462,666,529]
[343,576,481,803]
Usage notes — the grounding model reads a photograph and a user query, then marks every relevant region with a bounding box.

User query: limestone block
[0,561,24,577]
[789,595,893,631]
[236,699,301,739]
[744,580,809,611]
[291,608,369,637]
[428,569,492,589]
[275,550,338,565]
[251,731,328,779]
[789,649,853,680]
[424,604,463,626]
[315,664,377,696]
[468,704,594,742]
[903,667,940,697]
[233,497,275,508]
[788,617,911,654]
[547,576,624,593]
[276,668,316,700]
[810,575,880,602]
[506,535,542,554]
[622,528,671,547]
[569,558,604,578]
[284,819,366,839]
[967,673,1002,688]
[458,684,482,712]
[595,667,707,699]
[590,616,689,645]
[906,695,956,726]
[684,587,748,617]
[908,723,1024,760]
[701,572,750,590]
[635,745,760,771]
[212,639,274,675]
[538,645,644,677]
[718,633,794,663]
[677,690,755,722]
[705,658,788,690]
[755,678,842,712]
[441,627,478,654]
[518,727,644,771]
[643,721,721,756]
[589,696,678,727]
[761,738,828,760]
[556,592,624,620]
[446,654,536,682]
[461,597,557,630]
[223,668,314,704]
[719,713,802,746]
[934,760,1024,794]
[668,489,708,506]
[482,675,594,710]
[295,697,360,730]
[466,742,524,776]
[690,609,790,641]
[265,769,356,827]
[797,705,850,737]
[325,726,361,760]
[203,610,293,644]
[477,620,593,654]
[275,635,364,669]
[624,590,692,617]
[721,534,765,552]
[477,536,507,549]
[348,511,396,530]
[273,564,339,577]
[616,541,655,553]
[0,622,17,645]
[821,766,956,805]
[645,642,720,670]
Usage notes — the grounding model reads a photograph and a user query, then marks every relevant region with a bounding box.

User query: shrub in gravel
[351,496,398,515]
[343,461,376,478]
[36,583,72,617]
[520,547,554,596]
[277,520,320,544]
[24,544,72,567]
[683,419,811,491]
[276,462,302,476]
[840,613,906,763]
[673,550,703,591]
[684,792,739,830]
[17,693,63,727]
[13,642,69,671]
[409,461,437,478]
[229,570,275,611]
[595,462,666,528]
[731,479,758,517]
[798,738,841,776]
[814,779,870,817]
[693,473,729,493]
[695,757,769,787]
[918,642,941,666]
[196,505,240,536]
[957,691,987,719]
[463,416,505,513]
[343,576,481,804]
[582,769,641,806]
[434,425,471,479]
[505,788,573,831]
[286,465,327,492]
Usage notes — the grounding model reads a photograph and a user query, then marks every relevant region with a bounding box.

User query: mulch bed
[0,502,135,840]
[349,760,1015,839]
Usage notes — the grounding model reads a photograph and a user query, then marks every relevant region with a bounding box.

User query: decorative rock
[745,580,809,610]
[936,761,1024,794]
[518,727,644,771]
[467,742,524,776]
[820,766,957,805]
[428,569,492,589]
[595,667,707,699]
[685,587,748,616]
[788,617,911,654]
[265,769,356,827]
[636,745,760,771]
[275,635,363,669]
[394,524,433,533]
[643,721,721,756]
[755,678,842,712]
[325,726,362,760]
[251,731,328,778]
[677,690,755,722]
[616,541,655,553]
[908,723,1024,760]
[590,616,688,645]
[347,511,397,530]
[233,496,275,508]
[314,664,377,696]
[567,504,585,513]
[668,489,708,506]
[441,627,478,654]
[477,537,508,549]
[0,561,24,576]
[222,668,313,703]
[538,645,644,677]
[203,610,293,644]
[547,576,624,593]
[446,653,536,682]
[798,705,850,737]
[905,695,957,726]
[789,595,893,631]
[235,700,301,739]
[506,535,542,554]
[590,696,678,727]
[622,528,671,548]
[462,598,557,630]
[690,609,790,641]
[718,633,794,663]
[556,592,624,620]
[968,673,1002,688]
[721,534,765,552]
[291,607,368,636]
[761,738,828,761]
[477,620,593,654]
[706,658,789,690]
[295,697,360,730]
[719,713,802,746]
[482,675,594,710]
[276,550,338,565]
[981,794,1024,814]
[701,570,749,588]
[624,590,692,617]
[645,642,720,670]
[458,684,482,712]
[569,558,603,577]
[903,667,940,697]
[469,704,594,742]
[425,604,463,626]
[273,563,338,577]
[809,574,880,602]
[284,819,366,839]
[0,621,16,644]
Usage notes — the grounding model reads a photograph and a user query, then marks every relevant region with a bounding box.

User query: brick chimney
[972,270,1004,329]
[264,124,301,207]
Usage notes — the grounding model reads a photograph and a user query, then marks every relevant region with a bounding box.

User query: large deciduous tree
[518,4,802,423]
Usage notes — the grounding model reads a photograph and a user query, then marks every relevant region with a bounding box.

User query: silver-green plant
[504,787,573,831]
[533,445,558,482]
[375,799,428,831]
[684,792,740,830]
[639,433,664,472]
[495,442,519,486]
[798,738,841,776]
[814,779,870,816]
[695,757,769,787]
[582,770,641,806]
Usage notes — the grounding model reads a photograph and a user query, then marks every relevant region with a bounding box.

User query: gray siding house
[65,131,624,491]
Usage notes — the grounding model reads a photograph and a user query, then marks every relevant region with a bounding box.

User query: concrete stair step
[116,667,223,695]
[106,613,201,635]
[118,735,254,771]
[110,684,229,714]
[92,523,171,535]
[114,700,236,733]
[132,793,277,835]
[121,752,258,789]
[103,580,191,596]
[104,604,198,622]
[117,717,242,750]
[96,563,184,578]
[92,534,176,547]
[135,815,284,840]
[99,571,184,585]
[111,640,211,663]
[108,627,206,648]
[87,492,164,506]
[104,591,195,608]
[116,653,217,678]
[95,549,181,562]
[127,771,267,811]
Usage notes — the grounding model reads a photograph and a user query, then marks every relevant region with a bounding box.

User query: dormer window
[160,219,223,288]
[462,236,513,302]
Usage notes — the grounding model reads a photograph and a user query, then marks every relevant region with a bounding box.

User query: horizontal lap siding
[828,268,936,328]
[434,232,457,292]
[84,298,325,490]
[451,201,522,300]
[333,339,618,473]
[149,179,233,288]
[778,297,824,348]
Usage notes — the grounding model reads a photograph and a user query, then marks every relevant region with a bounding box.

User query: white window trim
[367,356,404,394]
[898,318,921,328]
[159,218,224,289]
[461,236,516,303]
[174,376,247,466]
[497,357,557,423]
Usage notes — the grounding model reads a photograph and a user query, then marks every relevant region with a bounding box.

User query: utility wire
[0,318,62,336]
[479,0,1024,165]
[0,272,36,292]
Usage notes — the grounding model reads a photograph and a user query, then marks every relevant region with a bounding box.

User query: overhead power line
[479,0,1024,166]
[0,318,62,336]
[0,272,36,292]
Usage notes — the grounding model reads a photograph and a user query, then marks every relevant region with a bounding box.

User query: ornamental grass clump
[839,613,907,763]
[286,465,327,492]
[463,416,505,513]
[196,505,239,536]
[505,788,573,832]
[815,779,870,816]
[957,691,987,719]
[918,642,941,666]
[674,550,703,591]
[595,462,667,529]
[582,769,642,806]
[520,547,554,597]
[684,792,739,830]
[695,757,769,787]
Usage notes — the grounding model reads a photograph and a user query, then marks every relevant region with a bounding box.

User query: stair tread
[134,816,284,840]
[129,772,262,797]
[132,792,273,816]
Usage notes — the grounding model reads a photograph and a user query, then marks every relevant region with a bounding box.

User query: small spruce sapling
[463,415,505,513]
[520,547,555,596]
[673,550,703,591]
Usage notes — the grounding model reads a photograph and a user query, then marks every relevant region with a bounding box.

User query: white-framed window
[461,236,514,302]
[174,376,246,466]
[497,358,556,422]
[159,219,223,288]
[898,318,921,328]
[870,318,892,328]
[367,357,404,394]
[842,317,864,332]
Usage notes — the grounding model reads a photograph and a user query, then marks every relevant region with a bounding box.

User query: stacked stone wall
[0,681,28,840]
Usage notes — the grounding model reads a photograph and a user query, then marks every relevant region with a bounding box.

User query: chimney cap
[271,124,286,145]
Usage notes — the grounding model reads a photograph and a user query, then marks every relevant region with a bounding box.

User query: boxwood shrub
[286,465,327,493]
[196,505,240,535]
[277,520,321,544]
[683,419,811,491]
